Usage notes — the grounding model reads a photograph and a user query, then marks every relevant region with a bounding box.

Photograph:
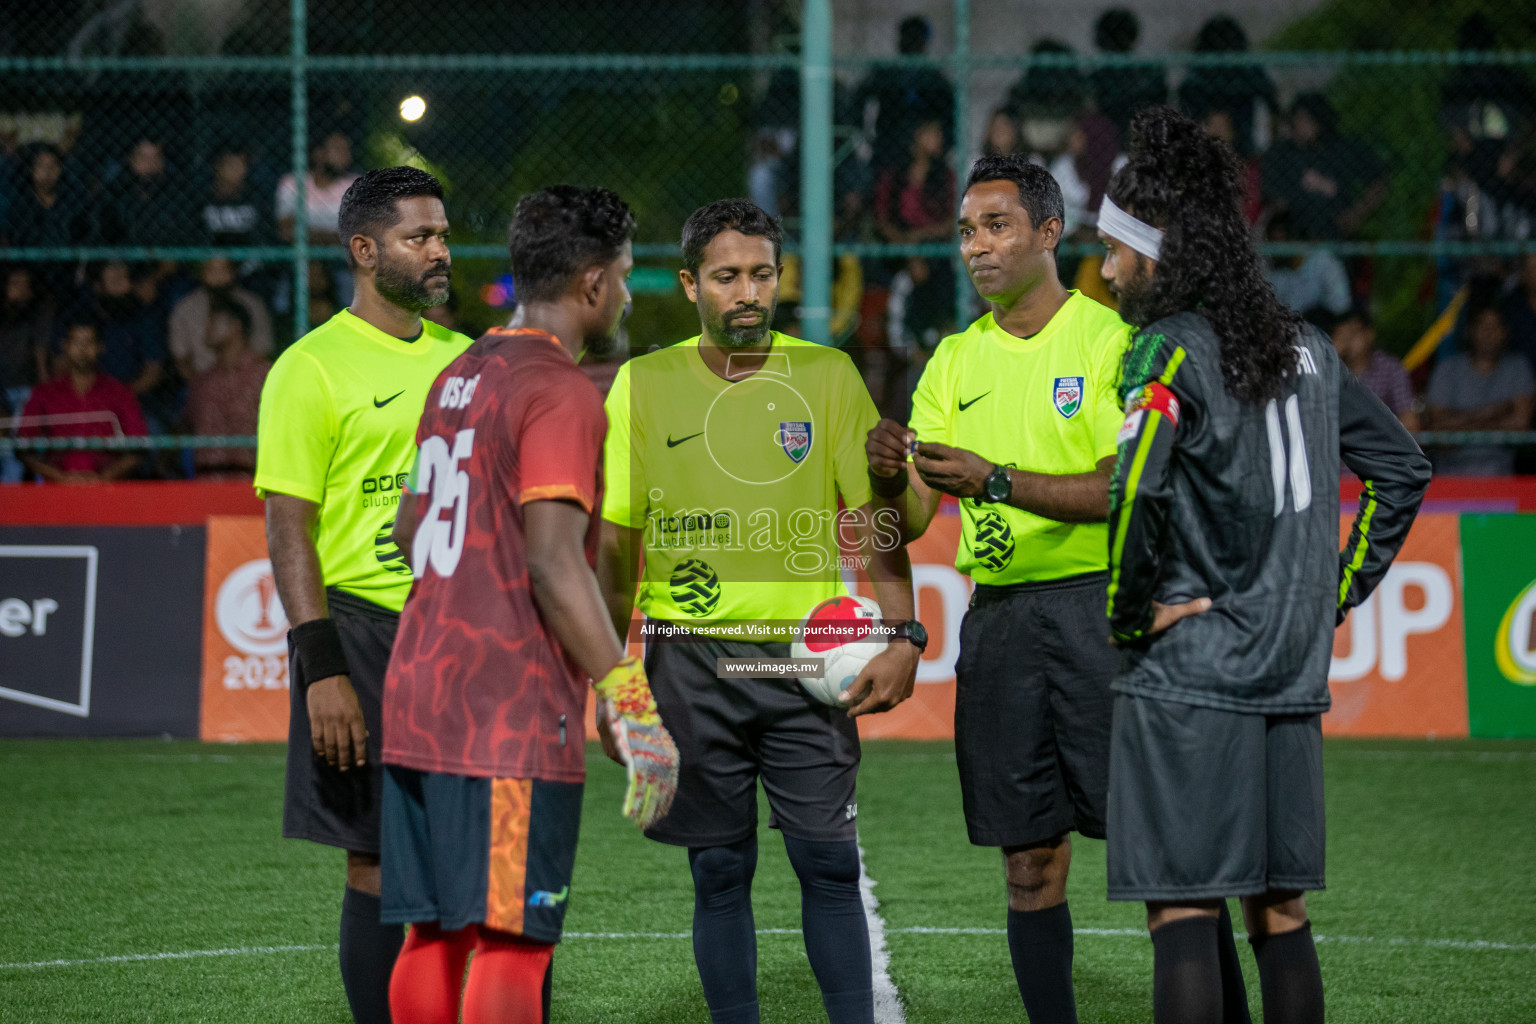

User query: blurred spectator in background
[1088,8,1167,137]
[980,108,1024,159]
[874,120,956,248]
[856,16,954,174]
[875,119,956,354]
[0,266,54,402]
[168,257,273,380]
[1425,303,1535,475]
[98,138,191,245]
[1500,253,1536,373]
[183,296,269,480]
[276,131,359,245]
[1177,15,1276,159]
[4,143,94,305]
[1265,210,1351,316]
[1326,307,1419,431]
[201,145,272,248]
[1262,92,1388,240]
[4,143,93,248]
[1441,14,1535,160]
[1050,112,1122,238]
[1007,39,1088,166]
[747,130,791,219]
[76,260,167,409]
[1199,107,1263,223]
[18,315,146,483]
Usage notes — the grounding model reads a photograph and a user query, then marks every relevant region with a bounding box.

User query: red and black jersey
[383,327,605,782]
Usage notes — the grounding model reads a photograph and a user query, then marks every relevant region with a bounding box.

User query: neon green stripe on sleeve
[1158,347,1186,385]
[1338,480,1379,607]
[1106,408,1165,625]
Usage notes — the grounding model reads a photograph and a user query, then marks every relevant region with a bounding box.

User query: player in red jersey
[381,185,679,1024]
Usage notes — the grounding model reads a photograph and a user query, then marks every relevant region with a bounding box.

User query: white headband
[1098,196,1163,261]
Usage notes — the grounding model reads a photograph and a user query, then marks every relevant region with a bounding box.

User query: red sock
[461,927,554,1024]
[388,922,476,1024]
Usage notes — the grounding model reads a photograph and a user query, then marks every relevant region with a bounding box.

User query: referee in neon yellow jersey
[869,156,1173,1024]
[254,166,472,1024]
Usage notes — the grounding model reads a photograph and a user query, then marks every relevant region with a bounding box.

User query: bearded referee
[601,198,919,1024]
[866,156,1179,1024]
[255,166,473,1024]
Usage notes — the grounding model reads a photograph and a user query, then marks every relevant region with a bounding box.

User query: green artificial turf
[2,738,1533,1022]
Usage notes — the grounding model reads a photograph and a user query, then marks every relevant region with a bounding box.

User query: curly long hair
[1107,106,1301,404]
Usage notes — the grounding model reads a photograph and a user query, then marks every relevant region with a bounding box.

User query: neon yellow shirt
[254,310,474,611]
[602,333,879,633]
[909,292,1131,585]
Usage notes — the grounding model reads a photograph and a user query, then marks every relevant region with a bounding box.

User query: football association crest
[1053,377,1084,419]
[778,421,812,463]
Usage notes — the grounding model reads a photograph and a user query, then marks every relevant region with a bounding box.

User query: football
[790,595,889,706]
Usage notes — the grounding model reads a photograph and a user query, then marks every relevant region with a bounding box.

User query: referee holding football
[867,156,1246,1024]
[255,166,472,1024]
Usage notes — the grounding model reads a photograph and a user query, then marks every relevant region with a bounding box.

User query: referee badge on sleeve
[1053,377,1084,419]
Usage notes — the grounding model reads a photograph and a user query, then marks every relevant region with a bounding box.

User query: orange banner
[1325,513,1467,737]
[851,508,1469,740]
[199,515,291,742]
[851,507,968,740]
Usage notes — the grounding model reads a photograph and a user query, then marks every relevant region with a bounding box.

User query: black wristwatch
[888,620,929,653]
[978,464,1011,503]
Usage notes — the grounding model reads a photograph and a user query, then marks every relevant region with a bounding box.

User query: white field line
[6,927,1534,972]
[858,842,908,1024]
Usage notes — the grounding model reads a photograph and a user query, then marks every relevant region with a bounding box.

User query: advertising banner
[1325,513,1467,737]
[199,516,291,742]
[851,511,1471,740]
[0,526,204,737]
[1460,515,1536,738]
[852,507,968,740]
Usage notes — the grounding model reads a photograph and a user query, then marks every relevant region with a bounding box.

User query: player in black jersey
[1098,108,1431,1024]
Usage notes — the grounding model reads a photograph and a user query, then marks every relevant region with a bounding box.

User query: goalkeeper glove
[593,656,679,829]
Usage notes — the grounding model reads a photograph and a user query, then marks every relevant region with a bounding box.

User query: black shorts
[953,572,1118,848]
[381,766,583,942]
[282,590,397,854]
[643,632,860,848]
[1107,692,1326,902]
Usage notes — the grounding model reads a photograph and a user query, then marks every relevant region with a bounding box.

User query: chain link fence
[3,0,1535,478]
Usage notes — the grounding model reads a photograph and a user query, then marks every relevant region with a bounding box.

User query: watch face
[908,621,929,647]
[985,467,1010,502]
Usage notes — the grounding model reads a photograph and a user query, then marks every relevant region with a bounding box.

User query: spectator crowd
[747,9,1536,473]
[3,9,1534,480]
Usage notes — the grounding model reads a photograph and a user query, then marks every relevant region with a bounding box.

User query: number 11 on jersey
[1265,396,1312,517]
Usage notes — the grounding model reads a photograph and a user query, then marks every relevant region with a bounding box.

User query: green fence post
[799,0,833,346]
[952,0,970,333]
[290,0,310,341]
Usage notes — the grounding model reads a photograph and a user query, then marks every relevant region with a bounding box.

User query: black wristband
[868,466,908,499]
[290,618,350,688]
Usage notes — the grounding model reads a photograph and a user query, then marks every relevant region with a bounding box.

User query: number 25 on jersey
[413,429,476,579]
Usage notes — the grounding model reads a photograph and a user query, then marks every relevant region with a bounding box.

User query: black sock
[1007,903,1078,1024]
[688,838,760,1024]
[1151,915,1222,1024]
[339,887,404,1024]
[784,837,873,1024]
[1216,902,1253,1024]
[1250,922,1324,1024]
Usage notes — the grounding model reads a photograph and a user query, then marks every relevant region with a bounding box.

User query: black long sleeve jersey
[1106,312,1433,714]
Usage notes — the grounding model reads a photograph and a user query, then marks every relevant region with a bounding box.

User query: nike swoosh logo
[667,431,704,448]
[373,390,406,408]
[958,392,991,411]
